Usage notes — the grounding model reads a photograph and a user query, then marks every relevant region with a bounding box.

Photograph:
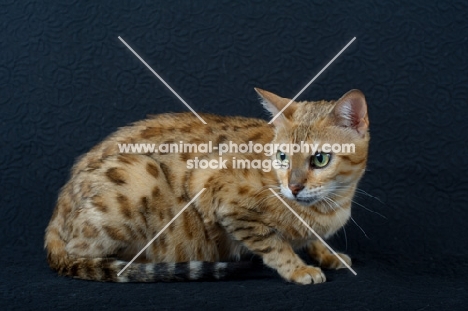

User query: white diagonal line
[269,188,357,275]
[118,36,207,125]
[117,188,206,276]
[268,37,356,124]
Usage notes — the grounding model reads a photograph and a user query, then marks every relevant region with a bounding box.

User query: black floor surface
[2,247,467,310]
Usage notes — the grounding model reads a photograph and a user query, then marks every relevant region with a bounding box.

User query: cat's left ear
[333,89,369,136]
[254,88,297,126]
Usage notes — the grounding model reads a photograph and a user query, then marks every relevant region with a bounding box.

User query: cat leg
[219,216,325,285]
[307,240,352,269]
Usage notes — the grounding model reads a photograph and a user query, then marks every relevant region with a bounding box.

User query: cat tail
[49,257,257,282]
[45,229,256,282]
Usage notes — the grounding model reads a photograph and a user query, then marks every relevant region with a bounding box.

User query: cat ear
[333,89,369,136]
[254,88,296,126]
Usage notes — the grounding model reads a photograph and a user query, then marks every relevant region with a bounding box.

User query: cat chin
[295,197,320,206]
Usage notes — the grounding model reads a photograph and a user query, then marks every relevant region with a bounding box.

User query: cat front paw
[288,266,326,285]
[319,253,352,270]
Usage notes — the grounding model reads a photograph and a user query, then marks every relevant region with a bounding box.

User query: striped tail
[52,258,257,282]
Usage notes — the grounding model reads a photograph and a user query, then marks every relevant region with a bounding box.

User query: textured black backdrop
[1,0,467,310]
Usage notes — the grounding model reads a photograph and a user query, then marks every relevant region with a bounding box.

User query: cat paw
[319,253,352,270]
[288,266,326,285]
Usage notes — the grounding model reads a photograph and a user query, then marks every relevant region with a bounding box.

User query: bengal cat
[45,88,369,284]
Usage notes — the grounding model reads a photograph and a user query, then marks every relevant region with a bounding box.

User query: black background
[1,0,467,310]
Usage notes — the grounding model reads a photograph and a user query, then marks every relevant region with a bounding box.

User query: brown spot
[206,176,215,184]
[93,196,109,213]
[212,182,224,193]
[141,196,149,210]
[140,127,163,139]
[139,197,149,227]
[180,153,193,162]
[146,162,160,179]
[117,194,132,219]
[245,121,263,128]
[248,132,263,142]
[180,126,192,133]
[157,208,164,220]
[215,135,228,147]
[106,167,126,185]
[117,154,138,165]
[61,199,72,216]
[123,224,138,240]
[238,186,249,195]
[159,162,173,190]
[87,159,102,170]
[152,186,161,199]
[82,222,99,238]
[103,225,127,241]
[177,196,188,204]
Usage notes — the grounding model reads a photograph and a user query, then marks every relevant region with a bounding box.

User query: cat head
[256,88,370,208]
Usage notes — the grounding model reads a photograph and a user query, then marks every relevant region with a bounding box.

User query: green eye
[311,153,331,168]
[276,151,289,166]
[276,151,287,161]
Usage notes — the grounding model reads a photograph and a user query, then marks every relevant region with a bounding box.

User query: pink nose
[288,184,304,196]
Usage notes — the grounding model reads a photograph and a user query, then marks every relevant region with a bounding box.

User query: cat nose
[288,184,304,196]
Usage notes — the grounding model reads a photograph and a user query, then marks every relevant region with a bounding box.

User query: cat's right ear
[254,88,296,126]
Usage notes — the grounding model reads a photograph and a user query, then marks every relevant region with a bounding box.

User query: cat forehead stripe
[269,188,357,276]
[117,188,207,277]
[118,36,207,125]
[268,37,356,124]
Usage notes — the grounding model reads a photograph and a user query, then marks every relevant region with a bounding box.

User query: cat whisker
[330,191,387,219]
[355,188,384,204]
[350,216,369,239]
[324,195,369,240]
[334,184,385,205]
[322,196,348,250]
